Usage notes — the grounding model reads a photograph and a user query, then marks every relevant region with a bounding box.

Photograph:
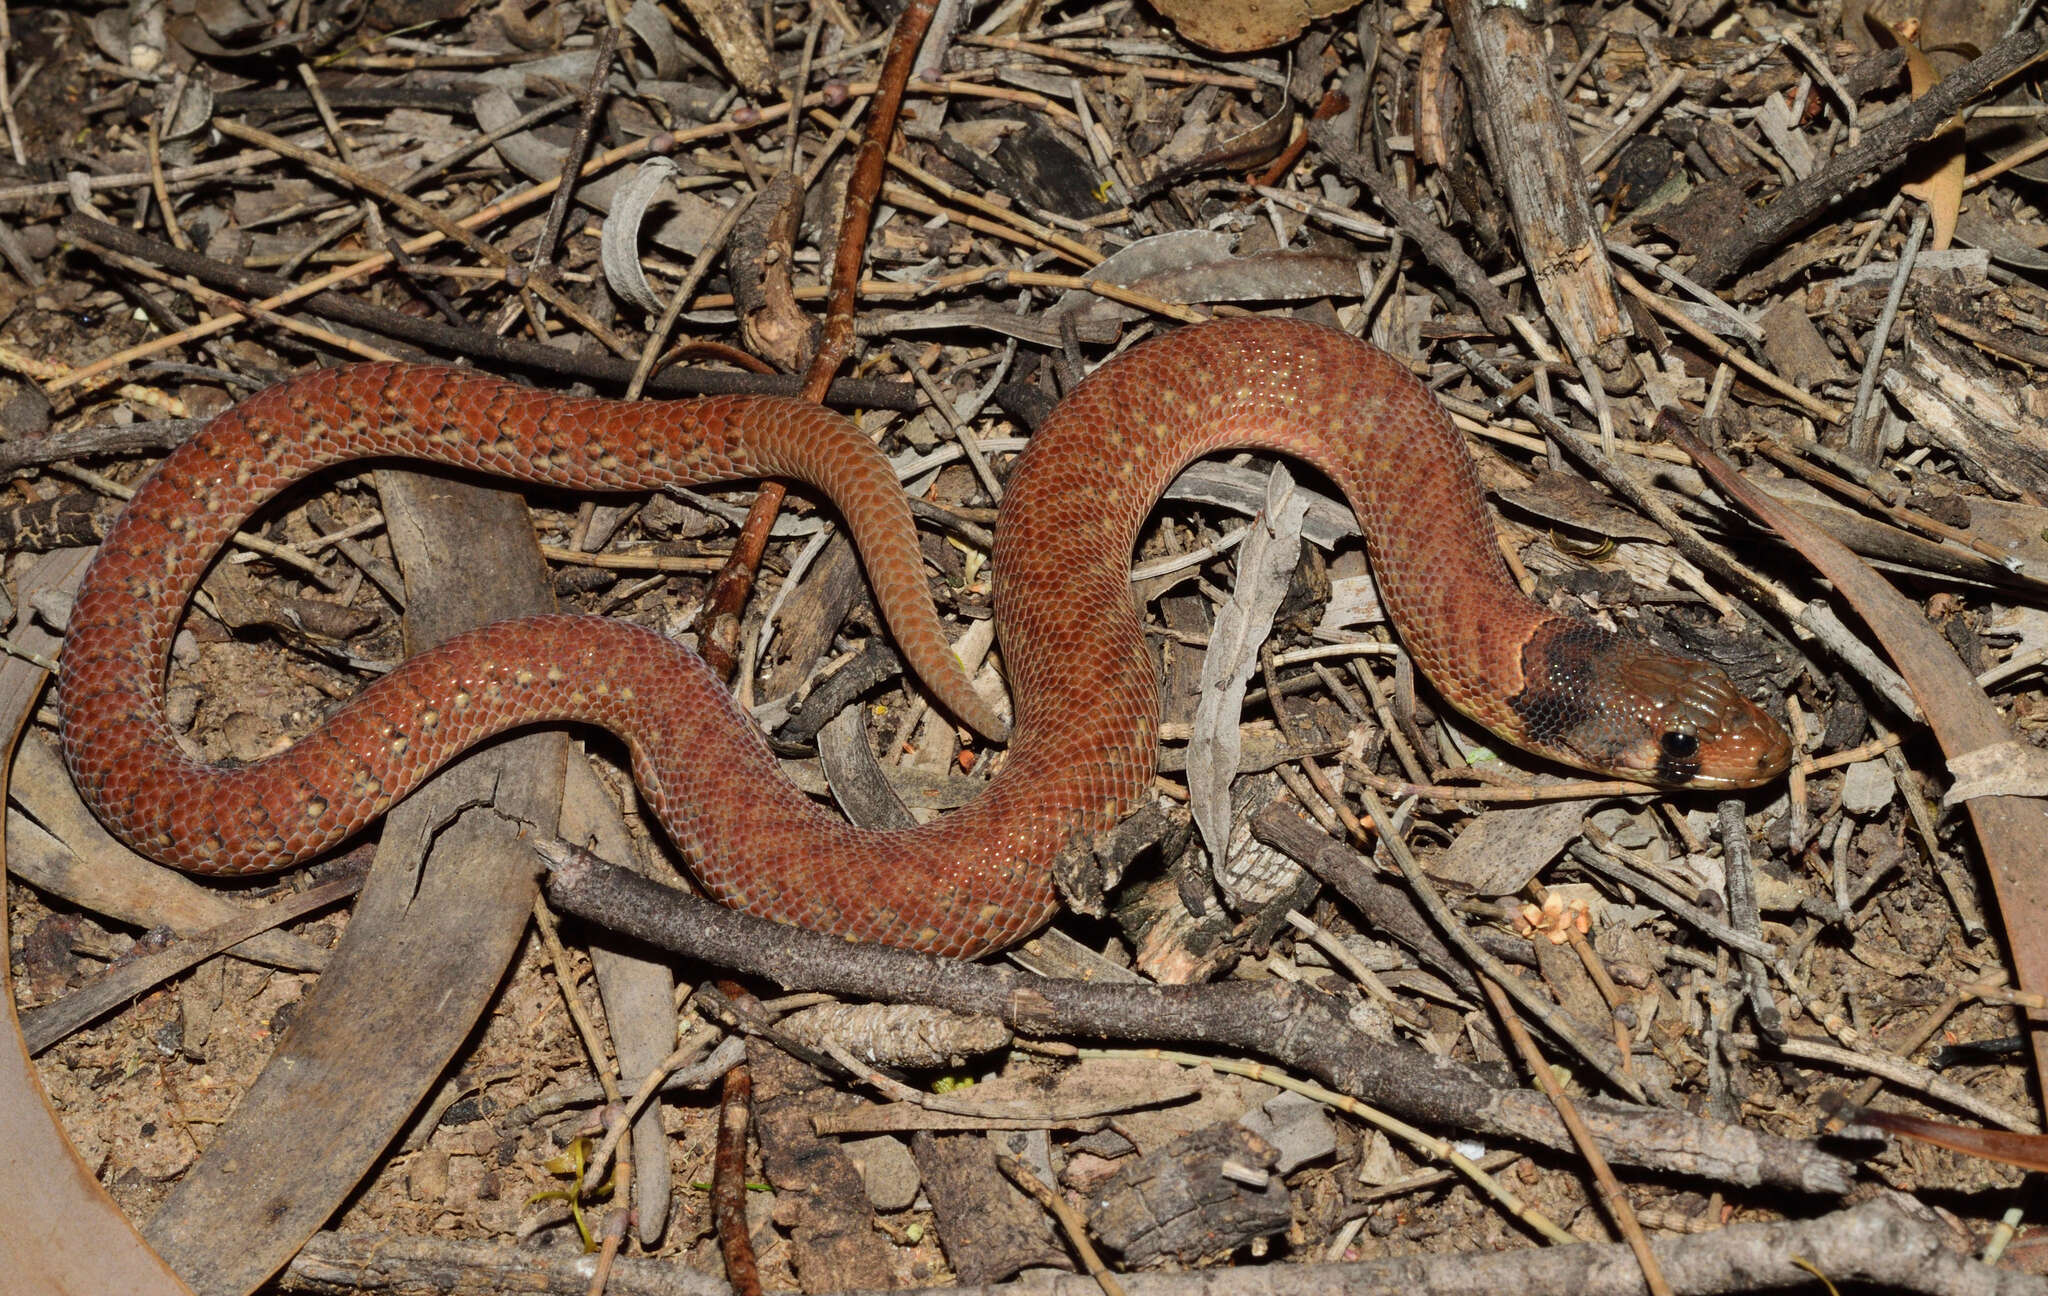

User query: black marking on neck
[1505,618,1605,747]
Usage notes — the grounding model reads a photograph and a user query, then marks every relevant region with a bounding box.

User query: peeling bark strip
[1444,0,1633,369]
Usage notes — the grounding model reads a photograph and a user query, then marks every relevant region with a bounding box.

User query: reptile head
[1507,619,1792,789]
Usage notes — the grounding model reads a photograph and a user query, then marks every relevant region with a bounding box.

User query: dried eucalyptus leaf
[623,0,683,80]
[602,157,682,313]
[156,80,214,141]
[1189,464,1307,865]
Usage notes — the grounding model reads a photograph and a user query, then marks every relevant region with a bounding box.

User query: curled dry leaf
[494,0,562,51]
[1189,465,1307,865]
[473,87,725,255]
[602,158,683,313]
[622,0,683,78]
[1150,0,1364,55]
[1129,99,1293,203]
[153,79,213,142]
[1050,229,1369,332]
[1869,15,1964,251]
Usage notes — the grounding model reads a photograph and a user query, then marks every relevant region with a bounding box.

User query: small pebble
[1839,759,1896,815]
[164,685,200,730]
[30,588,73,633]
[14,224,55,260]
[0,387,51,439]
[407,1147,451,1202]
[846,1135,920,1213]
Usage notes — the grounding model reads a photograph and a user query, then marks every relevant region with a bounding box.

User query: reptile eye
[1660,731,1699,760]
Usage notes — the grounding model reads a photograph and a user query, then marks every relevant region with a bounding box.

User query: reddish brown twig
[1827,1099,2048,1173]
[697,0,939,683]
[711,1048,760,1296]
[1246,90,1348,194]
[1479,976,1672,1296]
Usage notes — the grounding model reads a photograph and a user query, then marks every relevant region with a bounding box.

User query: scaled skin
[59,318,1790,957]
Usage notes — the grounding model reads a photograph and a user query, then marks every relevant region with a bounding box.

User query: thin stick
[1357,785,1648,1103]
[211,118,631,359]
[1082,1047,1576,1245]
[49,86,894,391]
[1612,266,1844,424]
[711,1060,762,1296]
[626,195,755,401]
[1344,763,1660,803]
[994,1154,1128,1296]
[1479,976,1674,1296]
[529,23,620,281]
[1844,209,1928,461]
[957,32,1258,88]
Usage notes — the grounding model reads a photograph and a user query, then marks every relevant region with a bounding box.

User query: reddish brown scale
[59,319,1789,958]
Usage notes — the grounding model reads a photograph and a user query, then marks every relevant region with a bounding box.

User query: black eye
[1660,731,1699,760]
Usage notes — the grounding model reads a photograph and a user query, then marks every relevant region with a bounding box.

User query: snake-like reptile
[59,318,1791,957]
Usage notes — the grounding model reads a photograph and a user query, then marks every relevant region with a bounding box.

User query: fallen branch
[538,840,1854,1194]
